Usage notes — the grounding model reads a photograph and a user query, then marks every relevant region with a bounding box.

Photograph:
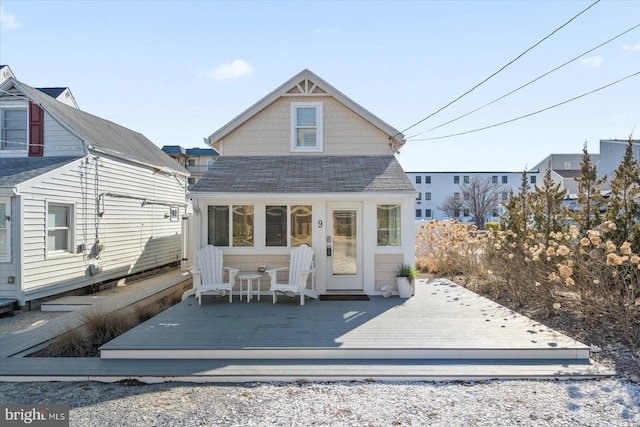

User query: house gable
[208,70,405,156]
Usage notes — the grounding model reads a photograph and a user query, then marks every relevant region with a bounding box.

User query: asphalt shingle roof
[0,156,81,188]
[190,155,415,194]
[15,81,187,175]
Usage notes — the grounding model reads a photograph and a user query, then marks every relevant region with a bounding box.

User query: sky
[1,0,638,172]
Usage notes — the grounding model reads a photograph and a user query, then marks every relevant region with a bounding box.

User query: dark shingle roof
[190,155,415,194]
[36,87,67,98]
[0,156,81,188]
[186,147,219,156]
[14,80,187,175]
[162,145,186,155]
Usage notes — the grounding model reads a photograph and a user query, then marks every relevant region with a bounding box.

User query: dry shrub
[416,219,640,348]
[82,309,136,345]
[134,300,167,322]
[47,325,91,357]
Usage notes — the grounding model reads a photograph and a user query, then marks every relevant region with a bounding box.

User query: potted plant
[396,264,418,298]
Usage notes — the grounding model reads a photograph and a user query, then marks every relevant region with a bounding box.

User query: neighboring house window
[425,192,431,201]
[463,176,469,184]
[377,205,401,246]
[1,108,27,150]
[207,205,254,247]
[502,176,508,184]
[291,102,323,152]
[416,192,421,201]
[187,177,196,185]
[454,192,460,200]
[47,203,73,255]
[491,209,499,217]
[492,175,498,184]
[502,191,509,201]
[530,175,537,184]
[415,209,422,218]
[0,198,10,262]
[169,207,179,221]
[454,176,460,184]
[454,209,460,217]
[266,205,312,247]
[425,176,431,184]
[463,209,470,217]
[415,176,421,184]
[425,209,432,218]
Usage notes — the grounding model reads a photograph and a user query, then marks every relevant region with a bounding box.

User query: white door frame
[326,202,363,292]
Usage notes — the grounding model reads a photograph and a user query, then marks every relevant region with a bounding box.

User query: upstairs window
[1,108,27,150]
[492,176,498,184]
[425,176,431,184]
[530,175,537,184]
[454,176,460,184]
[463,175,470,184]
[291,102,322,152]
[415,176,422,184]
[502,176,508,184]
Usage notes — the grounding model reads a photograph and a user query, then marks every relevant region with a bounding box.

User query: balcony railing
[186,165,211,173]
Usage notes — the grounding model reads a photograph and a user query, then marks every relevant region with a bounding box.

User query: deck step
[0,358,614,383]
[99,346,591,361]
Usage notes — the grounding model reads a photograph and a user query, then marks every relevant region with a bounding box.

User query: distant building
[162,146,219,187]
[406,171,539,223]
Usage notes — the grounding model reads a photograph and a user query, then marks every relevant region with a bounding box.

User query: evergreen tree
[500,170,531,235]
[531,162,567,237]
[605,138,640,250]
[570,143,606,233]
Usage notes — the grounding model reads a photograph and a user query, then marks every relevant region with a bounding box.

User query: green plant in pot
[396,265,417,298]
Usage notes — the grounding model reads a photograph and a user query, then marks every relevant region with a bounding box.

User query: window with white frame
[0,199,10,262]
[1,108,28,150]
[266,205,313,247]
[291,102,322,152]
[377,205,401,246]
[207,205,254,247]
[47,203,73,254]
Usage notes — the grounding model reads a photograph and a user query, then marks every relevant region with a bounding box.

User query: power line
[400,0,601,135]
[407,71,640,141]
[419,23,640,135]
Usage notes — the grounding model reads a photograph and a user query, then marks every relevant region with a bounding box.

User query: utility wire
[407,71,640,141]
[419,22,640,135]
[400,0,601,135]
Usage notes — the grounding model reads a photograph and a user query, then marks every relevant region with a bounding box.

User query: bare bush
[47,325,92,357]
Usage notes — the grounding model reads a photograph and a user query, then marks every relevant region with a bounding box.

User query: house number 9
[318,220,323,228]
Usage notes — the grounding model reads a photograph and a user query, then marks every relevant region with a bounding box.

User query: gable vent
[287,79,326,95]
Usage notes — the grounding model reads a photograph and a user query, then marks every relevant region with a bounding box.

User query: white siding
[0,197,21,301]
[17,155,187,302]
[42,113,85,157]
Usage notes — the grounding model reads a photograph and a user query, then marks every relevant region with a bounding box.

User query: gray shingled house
[0,77,189,307]
[188,70,416,298]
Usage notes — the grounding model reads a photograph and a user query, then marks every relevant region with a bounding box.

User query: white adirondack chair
[267,244,317,306]
[191,245,239,305]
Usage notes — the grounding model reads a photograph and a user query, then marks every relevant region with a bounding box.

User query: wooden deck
[100,278,591,361]
[0,277,614,382]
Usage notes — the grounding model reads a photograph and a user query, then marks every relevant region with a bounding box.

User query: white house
[162,145,220,187]
[189,69,416,297]
[407,171,539,222]
[596,139,640,185]
[0,77,190,307]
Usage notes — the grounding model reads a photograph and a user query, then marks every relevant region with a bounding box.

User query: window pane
[266,205,287,247]
[48,206,69,228]
[47,229,68,251]
[296,128,316,147]
[0,203,5,228]
[291,205,312,247]
[233,205,254,247]
[377,205,401,246]
[296,108,316,126]
[2,110,27,149]
[207,205,229,246]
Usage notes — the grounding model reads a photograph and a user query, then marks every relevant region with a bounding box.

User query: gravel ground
[0,379,638,426]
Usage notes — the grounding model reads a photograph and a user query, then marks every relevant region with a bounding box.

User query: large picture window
[0,199,10,262]
[377,205,401,246]
[266,205,312,247]
[207,205,254,247]
[291,102,322,152]
[47,203,73,254]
